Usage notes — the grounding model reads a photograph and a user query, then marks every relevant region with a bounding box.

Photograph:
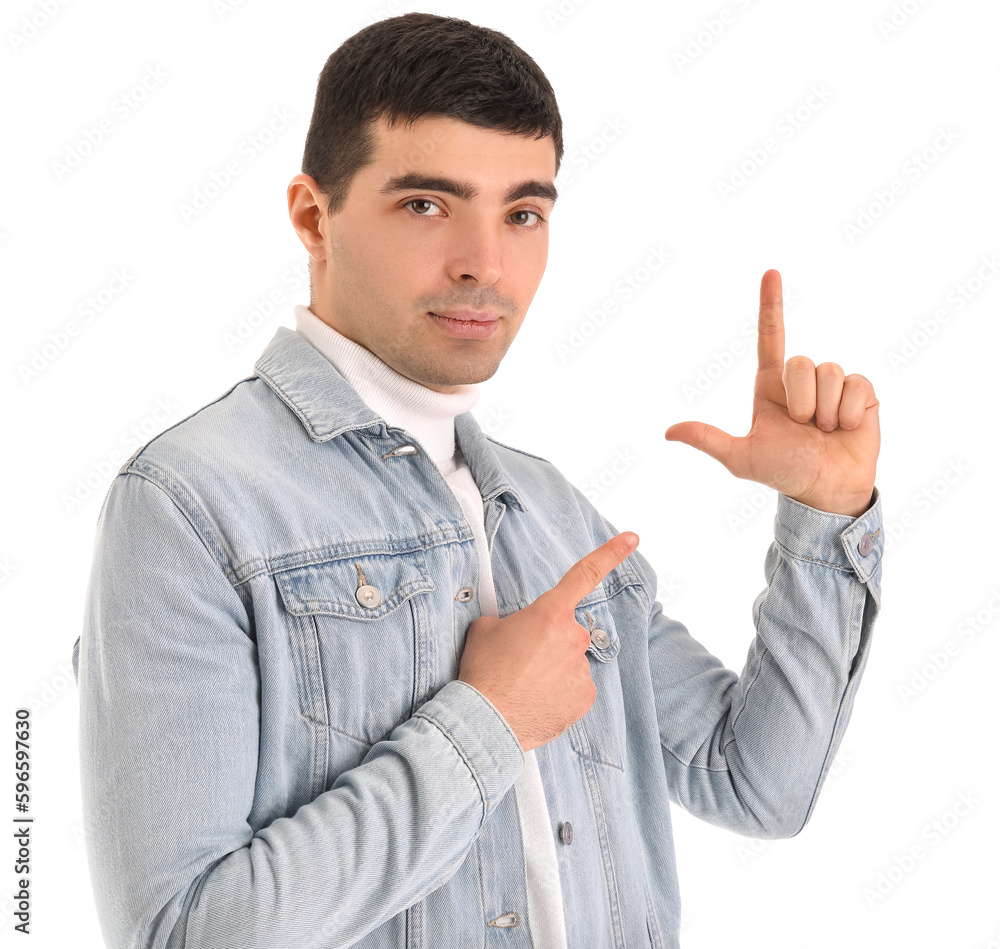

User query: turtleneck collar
[293,304,480,465]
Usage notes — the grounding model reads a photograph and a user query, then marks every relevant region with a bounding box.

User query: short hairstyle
[301,12,563,216]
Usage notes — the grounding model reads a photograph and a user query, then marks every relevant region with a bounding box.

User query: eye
[404,198,444,216]
[510,209,545,228]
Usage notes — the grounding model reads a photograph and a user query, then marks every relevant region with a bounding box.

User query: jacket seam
[121,469,237,588]
[772,537,855,573]
[410,711,491,817]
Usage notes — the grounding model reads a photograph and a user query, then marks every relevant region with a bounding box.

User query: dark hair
[301,12,563,216]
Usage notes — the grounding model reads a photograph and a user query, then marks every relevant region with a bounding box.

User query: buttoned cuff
[414,679,525,815]
[774,486,883,609]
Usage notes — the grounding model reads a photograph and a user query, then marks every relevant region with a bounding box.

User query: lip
[428,311,500,340]
[429,309,500,322]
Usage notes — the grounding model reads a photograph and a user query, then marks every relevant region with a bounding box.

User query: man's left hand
[664,269,880,518]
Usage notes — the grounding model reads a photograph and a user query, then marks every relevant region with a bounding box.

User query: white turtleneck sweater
[294,304,568,948]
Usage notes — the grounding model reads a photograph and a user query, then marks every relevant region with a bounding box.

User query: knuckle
[816,361,844,380]
[576,559,603,592]
[784,354,815,374]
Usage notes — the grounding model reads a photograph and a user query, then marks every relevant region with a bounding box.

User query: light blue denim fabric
[73,326,883,949]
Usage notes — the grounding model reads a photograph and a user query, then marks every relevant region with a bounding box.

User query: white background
[3,0,999,945]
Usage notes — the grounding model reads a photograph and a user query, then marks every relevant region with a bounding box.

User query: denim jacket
[73,326,883,949]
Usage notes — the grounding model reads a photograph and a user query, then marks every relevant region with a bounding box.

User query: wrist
[788,486,874,518]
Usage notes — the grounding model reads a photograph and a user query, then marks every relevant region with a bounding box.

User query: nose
[445,215,504,286]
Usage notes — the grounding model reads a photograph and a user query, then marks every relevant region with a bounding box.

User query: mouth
[428,310,501,339]
[428,309,500,323]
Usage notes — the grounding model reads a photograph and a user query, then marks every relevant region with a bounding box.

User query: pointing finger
[543,532,639,610]
[757,269,785,372]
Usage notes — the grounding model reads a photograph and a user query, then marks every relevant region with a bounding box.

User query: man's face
[288,114,558,393]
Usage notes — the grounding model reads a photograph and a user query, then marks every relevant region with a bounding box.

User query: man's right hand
[457,531,639,753]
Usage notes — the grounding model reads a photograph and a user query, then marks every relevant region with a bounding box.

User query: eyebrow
[378,173,558,206]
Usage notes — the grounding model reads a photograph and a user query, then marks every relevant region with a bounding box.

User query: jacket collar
[254,326,527,512]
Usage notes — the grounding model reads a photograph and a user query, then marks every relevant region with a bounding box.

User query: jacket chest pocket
[274,550,435,748]
[567,591,628,771]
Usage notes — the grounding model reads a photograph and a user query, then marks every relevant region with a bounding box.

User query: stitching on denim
[729,639,767,740]
[411,710,491,815]
[794,591,876,835]
[254,364,329,440]
[583,753,627,944]
[122,469,236,587]
[234,530,472,586]
[772,537,854,572]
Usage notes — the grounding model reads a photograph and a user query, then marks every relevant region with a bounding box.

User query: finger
[782,355,816,422]
[664,421,737,472]
[757,269,785,372]
[839,373,876,430]
[815,361,846,431]
[543,532,639,609]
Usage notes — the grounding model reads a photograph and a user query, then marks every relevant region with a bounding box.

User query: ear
[287,174,328,263]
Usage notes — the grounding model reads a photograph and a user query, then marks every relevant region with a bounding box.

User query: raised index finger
[757,269,785,372]
[543,532,639,609]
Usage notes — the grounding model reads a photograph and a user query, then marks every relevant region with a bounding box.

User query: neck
[293,304,480,464]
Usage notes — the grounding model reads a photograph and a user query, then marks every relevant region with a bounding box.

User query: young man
[73,12,883,949]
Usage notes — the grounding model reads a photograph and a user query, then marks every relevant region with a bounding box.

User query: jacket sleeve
[73,471,524,949]
[632,487,882,839]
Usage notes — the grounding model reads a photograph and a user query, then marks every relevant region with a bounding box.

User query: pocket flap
[275,550,434,619]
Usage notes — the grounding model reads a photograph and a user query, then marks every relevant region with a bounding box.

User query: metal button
[487,912,520,928]
[591,629,610,650]
[857,532,873,557]
[559,821,573,845]
[455,587,474,602]
[355,585,382,608]
[382,443,419,458]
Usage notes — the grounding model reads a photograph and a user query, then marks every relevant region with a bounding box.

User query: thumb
[664,421,737,470]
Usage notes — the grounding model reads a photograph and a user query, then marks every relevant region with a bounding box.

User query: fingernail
[623,532,639,547]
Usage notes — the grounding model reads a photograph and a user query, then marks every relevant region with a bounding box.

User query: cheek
[512,238,548,290]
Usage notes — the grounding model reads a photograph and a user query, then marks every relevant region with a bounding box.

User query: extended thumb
[664,421,734,467]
